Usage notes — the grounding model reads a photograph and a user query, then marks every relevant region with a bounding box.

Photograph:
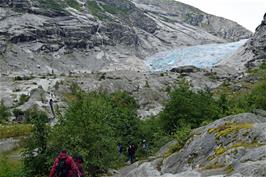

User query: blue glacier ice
[145,39,248,71]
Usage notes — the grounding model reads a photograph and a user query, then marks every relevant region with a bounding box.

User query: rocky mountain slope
[0,0,251,74]
[112,111,266,177]
[219,13,266,72]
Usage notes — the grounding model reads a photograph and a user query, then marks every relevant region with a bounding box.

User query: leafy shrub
[0,100,10,123]
[160,81,220,133]
[49,91,142,174]
[18,94,30,106]
[250,79,266,110]
[23,109,50,177]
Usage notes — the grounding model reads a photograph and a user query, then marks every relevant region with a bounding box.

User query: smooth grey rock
[0,0,251,75]
[219,12,266,72]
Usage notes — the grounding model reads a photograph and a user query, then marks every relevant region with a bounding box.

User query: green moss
[203,162,225,170]
[231,141,262,149]
[225,164,234,174]
[214,146,227,156]
[208,122,253,139]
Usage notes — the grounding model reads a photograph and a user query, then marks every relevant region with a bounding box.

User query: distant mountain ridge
[0,0,252,74]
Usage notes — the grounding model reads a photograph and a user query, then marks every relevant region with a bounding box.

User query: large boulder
[113,112,266,177]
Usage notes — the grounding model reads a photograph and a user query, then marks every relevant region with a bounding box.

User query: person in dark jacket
[49,150,81,177]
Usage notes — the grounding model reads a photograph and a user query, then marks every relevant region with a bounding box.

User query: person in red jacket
[49,149,81,177]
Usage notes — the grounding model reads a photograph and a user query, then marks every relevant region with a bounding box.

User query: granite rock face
[219,12,266,72]
[0,0,251,74]
[113,112,266,177]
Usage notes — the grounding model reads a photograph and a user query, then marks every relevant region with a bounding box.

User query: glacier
[145,40,248,71]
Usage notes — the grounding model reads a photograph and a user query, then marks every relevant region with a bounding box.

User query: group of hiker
[119,140,148,164]
[49,140,148,177]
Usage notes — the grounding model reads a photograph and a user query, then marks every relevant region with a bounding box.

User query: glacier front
[145,40,248,71]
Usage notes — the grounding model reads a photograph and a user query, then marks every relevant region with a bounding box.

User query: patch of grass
[0,155,24,177]
[38,0,65,11]
[87,0,129,19]
[87,1,104,19]
[63,93,78,102]
[65,0,81,10]
[0,124,33,139]
[102,3,128,15]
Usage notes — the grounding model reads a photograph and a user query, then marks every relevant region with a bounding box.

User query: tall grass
[0,124,32,139]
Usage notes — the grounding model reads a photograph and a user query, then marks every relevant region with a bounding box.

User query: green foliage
[13,109,24,119]
[250,79,266,110]
[0,124,32,139]
[87,0,128,19]
[139,117,171,156]
[87,1,103,18]
[38,0,65,11]
[164,126,191,158]
[13,75,34,81]
[160,81,220,133]
[174,125,191,149]
[23,109,50,177]
[0,100,10,123]
[65,0,81,10]
[50,91,142,173]
[18,94,30,106]
[0,155,25,177]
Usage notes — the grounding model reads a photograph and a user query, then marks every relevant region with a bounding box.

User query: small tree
[0,100,10,123]
[160,81,220,133]
[23,108,50,176]
[250,79,266,110]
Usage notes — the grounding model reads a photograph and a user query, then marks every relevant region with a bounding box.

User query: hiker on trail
[142,139,148,152]
[49,149,81,177]
[118,143,123,158]
[49,98,55,118]
[127,143,137,164]
[74,155,85,177]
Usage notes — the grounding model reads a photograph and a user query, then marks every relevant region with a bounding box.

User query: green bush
[0,100,10,123]
[250,79,266,110]
[160,81,220,133]
[49,91,142,174]
[23,109,50,177]
[18,94,30,106]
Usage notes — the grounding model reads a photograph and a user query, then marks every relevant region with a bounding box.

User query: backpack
[55,157,70,177]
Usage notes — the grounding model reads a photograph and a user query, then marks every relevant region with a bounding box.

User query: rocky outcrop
[0,0,251,75]
[132,0,252,41]
[113,112,266,177]
[219,12,266,71]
